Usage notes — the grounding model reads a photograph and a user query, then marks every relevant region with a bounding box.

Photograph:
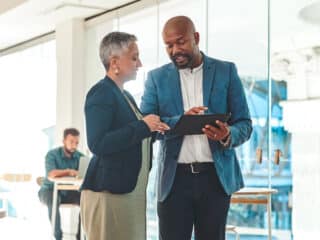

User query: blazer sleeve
[85,85,151,156]
[141,71,181,127]
[227,63,253,148]
[141,70,182,140]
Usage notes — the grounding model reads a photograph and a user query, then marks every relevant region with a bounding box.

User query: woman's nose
[137,58,142,67]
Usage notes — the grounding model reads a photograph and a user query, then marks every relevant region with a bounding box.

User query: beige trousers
[81,96,150,240]
[80,189,147,240]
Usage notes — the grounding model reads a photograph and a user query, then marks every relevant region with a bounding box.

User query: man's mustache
[171,53,190,61]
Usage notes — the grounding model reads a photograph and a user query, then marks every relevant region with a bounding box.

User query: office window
[158,0,207,65]
[0,40,56,238]
[84,0,306,239]
[0,40,56,176]
[119,5,158,103]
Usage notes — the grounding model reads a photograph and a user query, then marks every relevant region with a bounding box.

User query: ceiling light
[299,1,320,25]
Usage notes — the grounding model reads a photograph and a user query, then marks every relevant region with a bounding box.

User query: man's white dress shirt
[177,63,213,164]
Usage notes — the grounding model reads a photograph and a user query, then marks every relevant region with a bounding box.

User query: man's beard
[64,147,75,156]
[170,53,193,69]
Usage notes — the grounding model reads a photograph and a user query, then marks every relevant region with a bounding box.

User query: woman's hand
[143,114,170,134]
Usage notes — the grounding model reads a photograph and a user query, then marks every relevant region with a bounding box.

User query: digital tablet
[172,113,231,135]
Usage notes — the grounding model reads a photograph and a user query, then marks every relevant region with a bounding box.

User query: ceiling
[0,0,319,53]
[0,0,319,86]
[0,0,136,50]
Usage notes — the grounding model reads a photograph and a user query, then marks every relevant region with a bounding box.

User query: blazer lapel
[202,55,216,107]
[107,78,138,119]
[168,66,184,114]
[123,90,143,115]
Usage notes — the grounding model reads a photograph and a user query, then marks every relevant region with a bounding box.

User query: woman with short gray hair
[80,31,169,240]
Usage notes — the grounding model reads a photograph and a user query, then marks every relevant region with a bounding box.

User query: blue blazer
[81,77,152,194]
[140,54,252,202]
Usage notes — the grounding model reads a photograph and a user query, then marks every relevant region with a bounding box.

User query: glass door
[271,1,320,239]
[82,0,320,239]
[207,0,291,239]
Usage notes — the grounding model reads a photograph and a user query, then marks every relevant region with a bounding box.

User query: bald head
[163,16,196,38]
[162,16,202,69]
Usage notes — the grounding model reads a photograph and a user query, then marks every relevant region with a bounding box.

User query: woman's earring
[114,68,119,75]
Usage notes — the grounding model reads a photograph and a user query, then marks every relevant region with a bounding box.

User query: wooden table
[231,187,278,240]
[48,177,83,239]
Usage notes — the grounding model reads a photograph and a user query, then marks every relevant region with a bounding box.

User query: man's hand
[202,120,230,141]
[185,106,208,115]
[68,169,78,177]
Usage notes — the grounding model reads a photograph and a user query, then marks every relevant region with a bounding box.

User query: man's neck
[63,147,73,159]
[191,52,203,69]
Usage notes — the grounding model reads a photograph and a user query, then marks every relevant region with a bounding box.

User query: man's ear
[194,32,200,45]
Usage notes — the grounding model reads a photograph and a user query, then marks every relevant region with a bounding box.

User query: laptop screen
[77,156,90,178]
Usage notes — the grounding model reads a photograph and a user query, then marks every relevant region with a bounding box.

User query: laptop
[77,156,90,179]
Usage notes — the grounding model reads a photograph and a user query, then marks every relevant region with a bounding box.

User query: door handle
[256,148,263,164]
[274,149,282,165]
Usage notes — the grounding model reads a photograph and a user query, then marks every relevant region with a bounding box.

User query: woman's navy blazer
[81,77,152,194]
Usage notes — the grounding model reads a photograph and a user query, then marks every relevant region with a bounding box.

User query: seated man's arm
[45,151,78,178]
[48,169,78,178]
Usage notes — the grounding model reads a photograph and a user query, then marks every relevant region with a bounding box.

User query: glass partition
[208,0,292,239]
[83,0,320,239]
[0,40,56,239]
[8,0,320,239]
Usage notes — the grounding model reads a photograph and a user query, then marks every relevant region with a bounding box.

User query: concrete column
[55,19,86,151]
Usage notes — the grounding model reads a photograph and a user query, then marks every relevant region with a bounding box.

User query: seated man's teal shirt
[40,147,83,194]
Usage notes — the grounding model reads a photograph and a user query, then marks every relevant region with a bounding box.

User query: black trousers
[158,163,231,240]
[38,189,81,240]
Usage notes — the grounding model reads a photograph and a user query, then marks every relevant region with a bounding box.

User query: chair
[36,176,45,186]
[36,176,83,239]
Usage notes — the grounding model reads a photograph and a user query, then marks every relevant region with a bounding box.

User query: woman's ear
[109,56,118,69]
[109,56,120,75]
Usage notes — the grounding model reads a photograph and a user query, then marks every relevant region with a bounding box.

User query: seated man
[38,128,83,240]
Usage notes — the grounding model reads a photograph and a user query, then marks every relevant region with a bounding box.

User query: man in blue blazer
[140,16,252,240]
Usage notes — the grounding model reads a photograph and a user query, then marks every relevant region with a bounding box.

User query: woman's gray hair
[99,31,137,70]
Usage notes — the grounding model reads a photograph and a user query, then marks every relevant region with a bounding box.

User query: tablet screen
[172,113,231,135]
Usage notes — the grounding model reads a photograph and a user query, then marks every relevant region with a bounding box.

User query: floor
[0,210,292,240]
[0,203,79,240]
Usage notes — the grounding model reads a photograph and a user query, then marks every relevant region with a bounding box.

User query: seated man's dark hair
[63,128,80,139]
